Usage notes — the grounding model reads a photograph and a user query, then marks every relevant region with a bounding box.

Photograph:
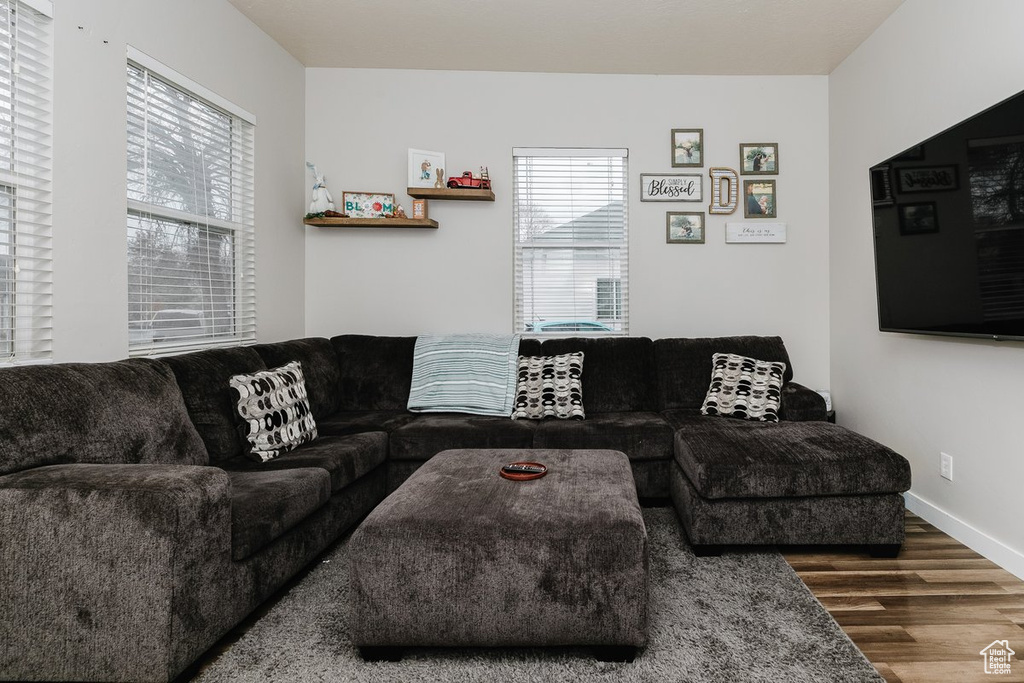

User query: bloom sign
[342,192,395,218]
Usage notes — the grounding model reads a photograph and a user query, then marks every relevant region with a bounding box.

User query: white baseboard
[904,491,1024,581]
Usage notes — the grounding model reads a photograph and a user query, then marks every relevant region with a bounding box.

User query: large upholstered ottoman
[348,448,649,661]
[667,418,912,556]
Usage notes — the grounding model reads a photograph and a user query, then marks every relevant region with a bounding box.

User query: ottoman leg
[868,544,902,558]
[595,646,638,662]
[358,646,403,662]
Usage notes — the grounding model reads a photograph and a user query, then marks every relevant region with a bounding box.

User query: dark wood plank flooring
[784,512,1024,682]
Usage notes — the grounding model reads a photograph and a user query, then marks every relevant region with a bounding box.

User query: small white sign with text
[725,222,787,243]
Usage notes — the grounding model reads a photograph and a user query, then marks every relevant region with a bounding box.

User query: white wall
[830,0,1024,575]
[305,69,831,389]
[52,0,305,362]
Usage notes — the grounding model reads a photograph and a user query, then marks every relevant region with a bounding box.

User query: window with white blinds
[0,1,52,364]
[126,54,255,356]
[513,148,628,336]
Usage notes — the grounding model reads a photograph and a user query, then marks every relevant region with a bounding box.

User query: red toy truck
[447,167,491,190]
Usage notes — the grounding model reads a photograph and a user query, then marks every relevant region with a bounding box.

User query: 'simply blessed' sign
[640,174,703,202]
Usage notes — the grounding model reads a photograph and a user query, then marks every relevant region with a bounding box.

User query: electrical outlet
[940,452,953,481]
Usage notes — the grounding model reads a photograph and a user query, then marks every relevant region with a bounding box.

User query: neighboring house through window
[126,50,255,355]
[596,277,623,321]
[513,148,628,335]
[0,1,52,363]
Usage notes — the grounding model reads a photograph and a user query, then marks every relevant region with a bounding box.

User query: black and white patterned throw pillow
[511,353,585,420]
[229,361,318,462]
[700,352,786,422]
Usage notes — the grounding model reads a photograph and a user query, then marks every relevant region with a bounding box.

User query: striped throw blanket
[407,334,522,416]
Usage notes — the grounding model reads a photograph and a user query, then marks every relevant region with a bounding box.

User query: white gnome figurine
[306,162,335,213]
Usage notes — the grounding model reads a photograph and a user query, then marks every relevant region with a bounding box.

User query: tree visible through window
[126,60,255,354]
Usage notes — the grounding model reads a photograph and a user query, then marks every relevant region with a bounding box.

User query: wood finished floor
[784,512,1024,683]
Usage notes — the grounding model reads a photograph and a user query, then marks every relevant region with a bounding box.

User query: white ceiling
[227,0,904,75]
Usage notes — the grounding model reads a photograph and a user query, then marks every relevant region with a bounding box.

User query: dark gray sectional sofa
[0,333,911,682]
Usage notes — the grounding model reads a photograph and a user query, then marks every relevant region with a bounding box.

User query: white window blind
[0,1,52,364]
[513,148,628,335]
[127,57,255,356]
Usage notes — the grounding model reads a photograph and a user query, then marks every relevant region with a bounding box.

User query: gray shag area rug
[193,508,882,682]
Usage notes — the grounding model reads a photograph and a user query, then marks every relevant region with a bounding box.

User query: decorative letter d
[709,167,739,214]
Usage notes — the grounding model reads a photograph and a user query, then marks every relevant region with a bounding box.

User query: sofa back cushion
[331,335,417,411]
[536,337,657,412]
[161,347,266,462]
[654,336,794,410]
[0,359,209,476]
[251,337,340,420]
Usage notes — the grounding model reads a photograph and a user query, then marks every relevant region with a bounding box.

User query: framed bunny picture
[408,149,446,189]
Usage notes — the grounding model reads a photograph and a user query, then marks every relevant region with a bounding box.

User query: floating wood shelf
[304,217,438,229]
[406,187,495,202]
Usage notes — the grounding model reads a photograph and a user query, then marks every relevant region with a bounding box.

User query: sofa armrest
[0,463,233,683]
[780,382,827,421]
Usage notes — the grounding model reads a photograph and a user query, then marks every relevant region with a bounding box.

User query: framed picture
[894,165,959,193]
[408,149,446,189]
[640,173,703,202]
[898,202,939,235]
[739,143,778,175]
[342,191,395,218]
[871,165,894,206]
[743,180,776,218]
[666,212,705,243]
[671,129,703,168]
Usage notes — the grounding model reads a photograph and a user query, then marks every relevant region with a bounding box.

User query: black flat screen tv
[870,90,1024,341]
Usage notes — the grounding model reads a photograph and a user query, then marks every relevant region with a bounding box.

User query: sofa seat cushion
[227,468,331,561]
[220,432,387,494]
[315,410,417,437]
[388,414,536,462]
[671,416,912,500]
[532,412,674,462]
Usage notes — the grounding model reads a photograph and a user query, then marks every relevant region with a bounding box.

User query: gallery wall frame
[671,129,703,168]
[894,165,959,193]
[898,202,939,236]
[666,211,705,243]
[742,179,776,218]
[739,143,778,175]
